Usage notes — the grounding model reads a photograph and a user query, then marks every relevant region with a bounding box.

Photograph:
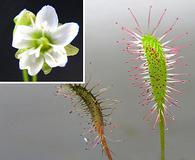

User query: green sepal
[15,48,29,59]
[13,9,35,35]
[42,63,52,75]
[65,44,79,57]
[14,9,35,26]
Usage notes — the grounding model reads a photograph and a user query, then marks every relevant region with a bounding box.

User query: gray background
[0,0,195,159]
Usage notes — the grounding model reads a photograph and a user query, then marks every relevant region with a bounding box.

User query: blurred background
[0,0,194,160]
[0,0,83,81]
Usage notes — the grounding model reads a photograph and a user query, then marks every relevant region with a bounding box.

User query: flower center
[38,37,51,53]
[32,31,52,54]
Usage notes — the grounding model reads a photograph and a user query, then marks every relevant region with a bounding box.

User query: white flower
[12,5,79,76]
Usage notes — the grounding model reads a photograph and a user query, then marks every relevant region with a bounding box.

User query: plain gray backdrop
[0,0,195,159]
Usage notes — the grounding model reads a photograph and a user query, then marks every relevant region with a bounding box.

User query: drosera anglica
[116,6,190,160]
[56,83,119,160]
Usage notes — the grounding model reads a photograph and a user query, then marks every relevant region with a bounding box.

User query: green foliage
[142,34,167,108]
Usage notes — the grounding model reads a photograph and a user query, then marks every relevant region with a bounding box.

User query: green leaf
[65,44,79,57]
[42,63,52,75]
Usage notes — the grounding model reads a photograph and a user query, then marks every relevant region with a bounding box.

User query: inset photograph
[0,0,83,82]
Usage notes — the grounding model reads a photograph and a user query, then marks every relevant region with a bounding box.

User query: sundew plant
[12,5,79,81]
[117,6,189,160]
[57,83,119,160]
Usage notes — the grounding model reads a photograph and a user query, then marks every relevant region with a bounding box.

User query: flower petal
[44,47,68,68]
[36,5,58,31]
[52,23,79,46]
[19,51,44,76]
[12,25,35,49]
